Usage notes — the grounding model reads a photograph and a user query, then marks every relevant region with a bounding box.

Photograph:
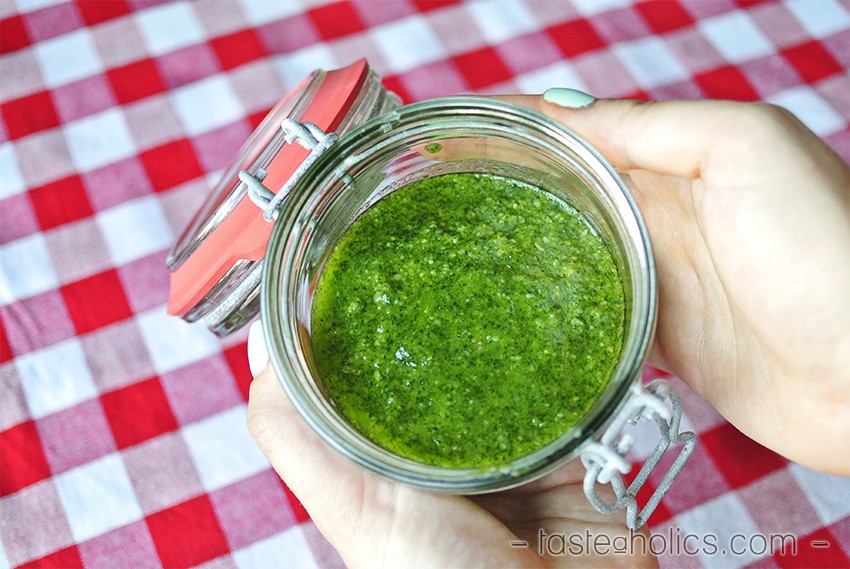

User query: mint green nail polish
[543,88,596,109]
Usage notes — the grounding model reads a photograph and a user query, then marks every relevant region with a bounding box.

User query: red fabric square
[410,0,459,12]
[774,526,850,568]
[60,270,133,335]
[18,545,84,569]
[75,0,130,26]
[139,138,204,192]
[0,15,31,54]
[146,495,229,568]
[0,420,52,496]
[247,108,271,130]
[308,1,365,40]
[452,47,512,90]
[107,58,166,104]
[1,90,60,140]
[28,175,95,230]
[379,75,410,105]
[547,19,606,58]
[701,422,787,489]
[100,377,178,449]
[0,313,12,363]
[624,461,673,526]
[782,40,844,84]
[695,65,759,101]
[636,0,695,34]
[223,342,251,402]
[280,479,310,523]
[638,483,673,527]
[211,29,267,71]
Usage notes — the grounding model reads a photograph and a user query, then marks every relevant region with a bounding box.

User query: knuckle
[737,103,800,136]
[753,102,797,124]
[246,402,265,440]
[246,381,272,440]
[246,405,277,454]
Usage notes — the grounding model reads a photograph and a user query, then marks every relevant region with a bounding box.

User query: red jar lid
[166,59,399,335]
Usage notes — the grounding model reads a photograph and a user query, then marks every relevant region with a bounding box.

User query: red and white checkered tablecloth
[1,0,849,567]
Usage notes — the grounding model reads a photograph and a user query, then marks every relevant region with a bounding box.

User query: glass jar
[168,61,695,530]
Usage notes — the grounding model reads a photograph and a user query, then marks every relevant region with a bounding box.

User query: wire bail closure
[581,379,696,530]
[239,118,339,222]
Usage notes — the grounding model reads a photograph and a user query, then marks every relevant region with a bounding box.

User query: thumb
[495,91,784,180]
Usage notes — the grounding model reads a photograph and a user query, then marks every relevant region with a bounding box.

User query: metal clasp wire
[580,379,697,530]
[238,118,339,222]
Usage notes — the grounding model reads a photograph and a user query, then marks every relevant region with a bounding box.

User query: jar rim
[262,97,657,492]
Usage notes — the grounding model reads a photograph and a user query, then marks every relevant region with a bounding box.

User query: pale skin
[247,96,850,567]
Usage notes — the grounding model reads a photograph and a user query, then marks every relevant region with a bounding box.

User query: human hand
[502,91,850,476]
[247,349,657,569]
[245,93,850,569]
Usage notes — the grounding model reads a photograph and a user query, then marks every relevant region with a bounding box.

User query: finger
[247,365,397,565]
[243,366,364,518]
[246,322,392,505]
[491,94,773,180]
[246,329,530,568]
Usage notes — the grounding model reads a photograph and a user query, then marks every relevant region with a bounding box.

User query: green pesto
[311,173,625,468]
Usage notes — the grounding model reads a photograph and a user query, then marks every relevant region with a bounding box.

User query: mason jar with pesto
[263,96,671,493]
[168,61,694,529]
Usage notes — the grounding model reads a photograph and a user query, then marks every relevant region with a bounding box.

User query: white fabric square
[699,11,774,65]
[238,0,301,26]
[515,61,589,95]
[234,526,319,569]
[612,37,689,89]
[96,195,173,266]
[134,2,205,57]
[181,406,270,492]
[468,0,538,44]
[789,463,850,525]
[33,28,102,88]
[16,338,97,419]
[786,0,850,39]
[63,108,136,172]
[625,407,696,462]
[570,0,632,17]
[767,85,845,137]
[674,493,763,568]
[0,233,58,304]
[273,45,337,89]
[170,75,244,136]
[136,307,220,375]
[0,538,9,569]
[54,453,144,542]
[371,16,448,74]
[0,143,26,200]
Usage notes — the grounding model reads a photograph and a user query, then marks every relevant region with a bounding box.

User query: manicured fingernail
[247,320,269,377]
[543,88,596,109]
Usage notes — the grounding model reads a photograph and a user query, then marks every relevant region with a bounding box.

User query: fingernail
[247,320,269,377]
[543,88,596,109]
